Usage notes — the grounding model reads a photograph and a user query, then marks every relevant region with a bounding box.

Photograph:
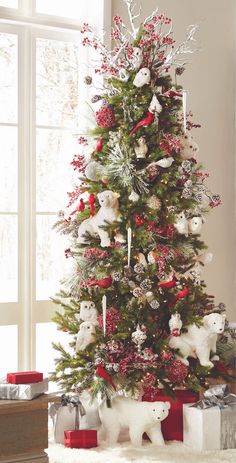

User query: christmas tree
[51,0,230,401]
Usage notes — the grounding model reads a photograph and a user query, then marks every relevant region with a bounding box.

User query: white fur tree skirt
[46,440,236,463]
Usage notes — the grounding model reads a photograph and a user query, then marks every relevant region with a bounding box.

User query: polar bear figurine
[77,190,120,247]
[169,313,226,368]
[75,301,98,323]
[99,396,170,447]
[179,133,199,160]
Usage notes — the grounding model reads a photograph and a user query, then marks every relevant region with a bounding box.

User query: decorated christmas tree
[51,0,230,402]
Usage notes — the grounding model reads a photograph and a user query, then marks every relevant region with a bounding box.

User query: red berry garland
[96,106,116,129]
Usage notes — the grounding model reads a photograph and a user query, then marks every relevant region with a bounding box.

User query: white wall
[112,0,236,320]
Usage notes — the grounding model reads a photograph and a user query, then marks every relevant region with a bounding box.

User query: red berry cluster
[96,106,116,129]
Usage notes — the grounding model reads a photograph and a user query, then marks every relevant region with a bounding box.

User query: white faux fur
[46,440,236,463]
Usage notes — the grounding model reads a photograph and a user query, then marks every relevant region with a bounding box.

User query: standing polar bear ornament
[77,190,120,247]
[99,396,170,447]
[169,312,226,368]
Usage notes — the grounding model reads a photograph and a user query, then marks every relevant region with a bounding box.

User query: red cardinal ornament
[88,275,112,289]
[95,362,116,390]
[169,287,190,308]
[163,88,182,98]
[89,193,96,216]
[130,111,154,136]
[70,198,85,216]
[158,278,176,289]
[96,137,103,152]
[175,287,190,300]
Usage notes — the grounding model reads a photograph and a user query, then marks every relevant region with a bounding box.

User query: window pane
[36,215,72,300]
[0,33,17,123]
[36,38,79,128]
[0,215,18,303]
[0,126,17,212]
[0,0,17,7]
[36,129,77,212]
[36,0,83,20]
[36,322,72,391]
[0,325,18,378]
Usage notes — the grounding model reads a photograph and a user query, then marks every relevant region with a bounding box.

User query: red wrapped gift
[7,371,43,384]
[64,430,97,449]
[143,389,199,441]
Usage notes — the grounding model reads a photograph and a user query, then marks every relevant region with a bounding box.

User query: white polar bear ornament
[174,211,188,235]
[99,396,170,447]
[133,68,151,88]
[179,133,199,160]
[75,301,98,323]
[169,313,226,368]
[77,190,120,247]
[75,321,96,352]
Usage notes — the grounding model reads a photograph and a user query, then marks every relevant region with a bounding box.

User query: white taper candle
[127,227,132,267]
[182,90,187,133]
[102,295,107,336]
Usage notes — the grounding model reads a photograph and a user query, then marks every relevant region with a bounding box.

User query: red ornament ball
[96,105,116,129]
[166,359,188,383]
[98,306,121,334]
[133,214,146,226]
[161,350,173,362]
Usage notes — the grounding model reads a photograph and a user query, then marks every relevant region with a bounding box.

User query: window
[0,0,110,380]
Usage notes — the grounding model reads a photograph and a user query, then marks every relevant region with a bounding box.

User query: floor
[46,441,236,463]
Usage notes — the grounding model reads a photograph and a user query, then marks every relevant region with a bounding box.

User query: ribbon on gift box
[191,384,236,410]
[49,394,86,430]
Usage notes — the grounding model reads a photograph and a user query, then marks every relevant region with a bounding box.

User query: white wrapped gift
[0,378,48,400]
[79,390,101,431]
[183,385,236,450]
[49,395,86,444]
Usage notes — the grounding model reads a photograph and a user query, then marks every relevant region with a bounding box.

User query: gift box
[143,389,199,441]
[0,378,48,400]
[78,390,101,431]
[49,394,87,444]
[7,371,43,384]
[183,385,236,450]
[64,430,97,448]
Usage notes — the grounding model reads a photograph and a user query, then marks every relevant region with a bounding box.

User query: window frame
[0,0,111,372]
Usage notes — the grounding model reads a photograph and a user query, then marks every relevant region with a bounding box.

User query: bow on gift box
[49,394,86,429]
[191,384,236,409]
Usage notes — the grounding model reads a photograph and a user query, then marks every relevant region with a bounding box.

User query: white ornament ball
[129,191,140,202]
[85,161,103,182]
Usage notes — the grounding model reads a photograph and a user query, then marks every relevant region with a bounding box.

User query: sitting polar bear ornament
[77,190,120,247]
[169,313,226,368]
[75,301,98,323]
[75,321,96,352]
[99,396,170,447]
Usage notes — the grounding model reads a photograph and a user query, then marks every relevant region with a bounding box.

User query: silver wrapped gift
[183,384,236,450]
[0,378,48,400]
